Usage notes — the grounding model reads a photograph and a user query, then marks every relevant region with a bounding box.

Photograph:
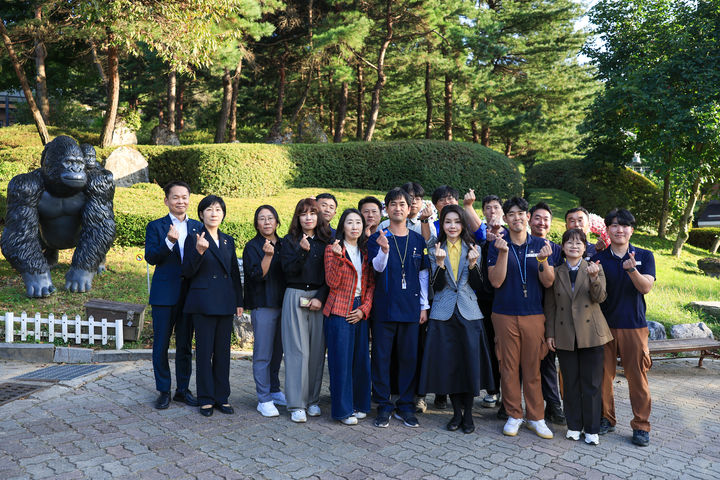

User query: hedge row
[526,159,662,228]
[687,227,720,250]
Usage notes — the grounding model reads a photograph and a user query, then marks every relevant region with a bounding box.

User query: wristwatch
[625,267,637,273]
[420,219,429,224]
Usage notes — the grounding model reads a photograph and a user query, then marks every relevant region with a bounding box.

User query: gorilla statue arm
[65,167,116,292]
[0,171,56,297]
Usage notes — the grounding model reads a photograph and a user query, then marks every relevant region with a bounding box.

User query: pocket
[642,347,652,372]
[539,333,549,359]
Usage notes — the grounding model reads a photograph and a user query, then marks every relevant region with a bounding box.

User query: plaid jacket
[323,244,375,319]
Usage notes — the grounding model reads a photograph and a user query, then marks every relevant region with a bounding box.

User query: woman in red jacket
[324,208,375,425]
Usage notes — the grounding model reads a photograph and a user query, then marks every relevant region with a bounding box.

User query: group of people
[145,180,656,448]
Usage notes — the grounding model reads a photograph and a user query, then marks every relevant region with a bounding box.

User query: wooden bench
[648,338,720,367]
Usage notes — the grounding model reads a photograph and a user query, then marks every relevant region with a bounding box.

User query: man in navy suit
[145,181,203,409]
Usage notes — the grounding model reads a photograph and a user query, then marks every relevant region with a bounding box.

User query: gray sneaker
[481,393,498,408]
[415,397,427,413]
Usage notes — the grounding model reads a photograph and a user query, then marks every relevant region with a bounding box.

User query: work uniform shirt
[487,233,548,316]
[592,244,656,329]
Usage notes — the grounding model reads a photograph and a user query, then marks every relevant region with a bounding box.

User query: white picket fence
[2,312,124,349]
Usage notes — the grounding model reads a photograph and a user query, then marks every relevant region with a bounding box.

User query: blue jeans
[324,297,371,420]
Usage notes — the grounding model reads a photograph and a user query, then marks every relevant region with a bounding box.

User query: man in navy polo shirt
[488,197,555,439]
[368,187,430,428]
[592,209,655,447]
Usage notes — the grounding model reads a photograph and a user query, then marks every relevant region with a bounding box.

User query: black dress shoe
[462,421,475,434]
[447,414,462,431]
[155,392,171,410]
[497,403,509,420]
[174,390,199,407]
[199,406,214,417]
[214,403,234,414]
[434,395,448,410]
[544,402,567,425]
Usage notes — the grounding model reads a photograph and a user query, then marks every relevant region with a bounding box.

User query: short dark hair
[358,196,383,212]
[164,180,191,198]
[565,206,590,221]
[530,202,553,218]
[335,208,368,253]
[316,193,337,207]
[431,185,459,205]
[384,187,411,206]
[253,204,280,235]
[197,195,226,223]
[401,182,425,199]
[437,204,475,247]
[502,196,529,214]
[604,208,636,228]
[560,228,588,258]
[482,194,501,208]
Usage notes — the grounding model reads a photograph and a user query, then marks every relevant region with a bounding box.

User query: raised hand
[377,229,389,254]
[494,235,509,252]
[167,224,179,244]
[419,204,433,221]
[299,233,311,251]
[467,244,480,268]
[623,251,637,271]
[587,260,601,279]
[262,238,275,256]
[434,244,447,267]
[463,189,476,207]
[331,239,343,256]
[486,231,497,243]
[196,231,209,255]
[538,240,553,261]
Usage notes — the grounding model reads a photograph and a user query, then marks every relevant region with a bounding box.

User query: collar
[609,243,633,260]
[447,239,461,250]
[168,213,188,224]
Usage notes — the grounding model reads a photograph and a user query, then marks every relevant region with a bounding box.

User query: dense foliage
[687,228,720,251]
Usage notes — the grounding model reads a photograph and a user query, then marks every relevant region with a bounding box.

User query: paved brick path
[1,357,719,479]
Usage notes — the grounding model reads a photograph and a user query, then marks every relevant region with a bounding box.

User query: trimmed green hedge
[526,159,662,228]
[688,227,720,250]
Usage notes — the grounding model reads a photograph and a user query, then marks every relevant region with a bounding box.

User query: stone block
[647,320,667,340]
[232,313,253,349]
[54,347,93,363]
[670,322,714,340]
[104,147,149,188]
[690,301,720,318]
[150,125,181,146]
[110,121,138,146]
[0,343,55,362]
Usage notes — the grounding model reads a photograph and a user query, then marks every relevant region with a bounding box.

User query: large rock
[697,258,720,278]
[267,114,328,144]
[670,322,714,340]
[232,312,253,349]
[647,320,667,340]
[150,125,181,146]
[104,147,149,188]
[690,301,720,317]
[110,120,138,146]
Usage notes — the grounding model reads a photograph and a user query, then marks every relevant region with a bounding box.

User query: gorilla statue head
[40,136,87,194]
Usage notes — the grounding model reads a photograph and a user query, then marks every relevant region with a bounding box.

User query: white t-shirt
[344,242,363,297]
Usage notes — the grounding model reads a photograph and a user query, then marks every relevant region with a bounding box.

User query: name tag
[526,253,539,258]
[635,261,642,266]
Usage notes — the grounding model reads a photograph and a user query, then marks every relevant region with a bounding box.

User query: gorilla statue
[1,136,116,297]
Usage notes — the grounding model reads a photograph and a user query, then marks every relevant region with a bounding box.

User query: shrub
[688,227,720,250]
[526,159,662,228]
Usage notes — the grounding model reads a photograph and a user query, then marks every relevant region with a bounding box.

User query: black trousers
[192,314,233,406]
[541,351,562,405]
[557,346,604,434]
[151,303,193,393]
[371,319,419,414]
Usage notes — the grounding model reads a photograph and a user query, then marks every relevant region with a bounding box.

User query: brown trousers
[492,313,548,421]
[602,327,652,432]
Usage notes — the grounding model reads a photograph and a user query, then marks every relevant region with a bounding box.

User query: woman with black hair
[182,195,243,417]
[323,208,376,425]
[419,205,495,434]
[243,205,287,417]
[280,198,332,423]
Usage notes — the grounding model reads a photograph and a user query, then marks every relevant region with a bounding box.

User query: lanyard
[509,239,528,298]
[392,234,409,289]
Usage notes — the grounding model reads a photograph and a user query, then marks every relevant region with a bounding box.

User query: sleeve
[324,245,345,289]
[589,264,607,304]
[487,242,499,267]
[638,249,656,280]
[145,221,174,266]
[468,264,482,291]
[359,260,375,319]
[550,242,562,267]
[544,285,556,338]
[280,235,308,275]
[429,245,447,291]
[474,223,487,244]
[242,240,265,283]
[369,233,389,272]
[419,269,430,310]
[181,233,203,279]
[230,238,244,308]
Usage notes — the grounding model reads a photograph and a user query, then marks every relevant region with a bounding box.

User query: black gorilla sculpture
[0,136,116,297]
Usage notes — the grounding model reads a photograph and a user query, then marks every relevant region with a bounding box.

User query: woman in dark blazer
[182,195,243,417]
[419,205,495,434]
[545,228,612,445]
[243,205,286,417]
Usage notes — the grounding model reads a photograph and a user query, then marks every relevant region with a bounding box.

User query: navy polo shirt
[368,229,428,323]
[592,244,655,329]
[487,233,548,316]
[585,241,597,261]
[549,240,562,267]
[433,220,485,244]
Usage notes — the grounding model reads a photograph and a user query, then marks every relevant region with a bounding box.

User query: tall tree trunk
[157,99,164,126]
[291,69,313,123]
[444,74,453,141]
[228,58,243,142]
[504,138,512,157]
[99,44,120,148]
[481,124,490,146]
[328,75,335,138]
[167,70,177,132]
[425,61,432,139]
[658,171,671,238]
[672,172,703,257]
[364,0,393,141]
[356,64,364,140]
[0,16,50,144]
[317,70,324,127]
[215,67,232,143]
[470,98,479,143]
[176,80,185,132]
[269,54,287,140]
[34,7,49,124]
[89,40,108,89]
[334,81,348,143]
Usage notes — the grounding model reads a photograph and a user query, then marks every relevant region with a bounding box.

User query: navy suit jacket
[182,227,244,316]
[145,215,203,306]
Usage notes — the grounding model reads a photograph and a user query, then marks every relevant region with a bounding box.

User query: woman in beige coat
[545,229,613,446]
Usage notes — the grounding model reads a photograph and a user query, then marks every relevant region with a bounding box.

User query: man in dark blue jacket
[145,181,203,409]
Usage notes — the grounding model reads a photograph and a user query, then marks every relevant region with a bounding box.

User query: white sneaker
[503,417,524,436]
[353,411,367,419]
[257,401,279,417]
[340,415,358,425]
[307,404,321,417]
[290,410,307,423]
[270,391,287,406]
[566,429,581,441]
[527,419,554,439]
[584,433,599,445]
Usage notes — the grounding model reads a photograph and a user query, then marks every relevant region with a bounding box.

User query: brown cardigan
[544,259,613,350]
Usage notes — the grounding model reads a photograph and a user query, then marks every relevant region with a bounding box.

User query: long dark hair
[335,208,368,254]
[437,204,475,247]
[288,198,331,244]
[253,204,280,236]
